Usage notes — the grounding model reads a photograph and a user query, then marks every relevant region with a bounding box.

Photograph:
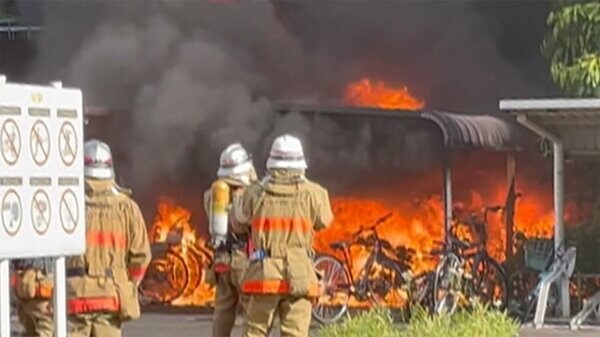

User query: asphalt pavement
[124,313,600,337]
[7,311,600,337]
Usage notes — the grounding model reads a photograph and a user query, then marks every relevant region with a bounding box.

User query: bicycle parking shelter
[274,103,522,258]
[501,98,600,330]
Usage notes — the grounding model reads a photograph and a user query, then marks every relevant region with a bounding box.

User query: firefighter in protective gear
[204,143,257,337]
[66,139,151,337]
[12,258,54,337]
[234,134,333,337]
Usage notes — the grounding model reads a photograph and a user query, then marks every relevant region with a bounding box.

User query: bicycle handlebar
[483,205,503,218]
[485,205,503,212]
[355,212,393,236]
[343,212,394,252]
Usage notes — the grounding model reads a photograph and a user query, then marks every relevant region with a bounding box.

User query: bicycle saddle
[380,240,393,250]
[449,237,471,250]
[429,238,471,255]
[430,241,450,255]
[330,241,349,250]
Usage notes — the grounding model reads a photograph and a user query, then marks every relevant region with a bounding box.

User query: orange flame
[315,189,554,277]
[151,199,196,244]
[344,78,425,110]
[315,196,444,275]
[141,177,580,307]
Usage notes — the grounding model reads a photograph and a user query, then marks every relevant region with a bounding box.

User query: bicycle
[139,225,213,305]
[312,212,420,324]
[432,205,508,315]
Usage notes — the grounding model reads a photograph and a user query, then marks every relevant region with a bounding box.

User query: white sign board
[0,80,85,258]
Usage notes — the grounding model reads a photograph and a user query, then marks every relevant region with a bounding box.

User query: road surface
[8,311,600,336]
[124,313,599,337]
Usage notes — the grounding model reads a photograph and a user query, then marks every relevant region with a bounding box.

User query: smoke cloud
[16,0,553,193]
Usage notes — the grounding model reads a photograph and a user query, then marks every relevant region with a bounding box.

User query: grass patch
[318,303,519,337]
[405,303,519,337]
[318,308,400,337]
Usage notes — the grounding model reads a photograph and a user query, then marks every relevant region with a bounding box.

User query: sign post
[0,76,85,337]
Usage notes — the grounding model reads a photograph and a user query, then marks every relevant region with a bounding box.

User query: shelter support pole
[0,260,10,337]
[553,142,565,255]
[505,153,516,260]
[553,142,570,317]
[515,114,570,318]
[443,157,452,243]
[54,257,67,337]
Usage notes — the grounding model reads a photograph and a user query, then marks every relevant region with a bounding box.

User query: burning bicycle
[431,205,508,315]
[139,241,212,305]
[312,213,430,324]
[139,201,215,306]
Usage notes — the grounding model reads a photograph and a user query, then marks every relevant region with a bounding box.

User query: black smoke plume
[15,0,554,195]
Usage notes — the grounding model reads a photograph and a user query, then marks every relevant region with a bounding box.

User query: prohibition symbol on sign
[60,189,78,234]
[30,120,50,166]
[2,189,22,236]
[59,121,77,166]
[1,118,21,166]
[31,189,51,235]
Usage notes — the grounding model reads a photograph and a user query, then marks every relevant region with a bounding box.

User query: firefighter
[205,143,257,337]
[233,134,333,337]
[12,258,54,337]
[66,139,151,337]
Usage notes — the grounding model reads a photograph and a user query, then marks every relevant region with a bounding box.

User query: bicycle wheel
[507,269,536,318]
[139,249,190,304]
[408,271,434,315]
[177,248,204,299]
[472,257,508,310]
[433,254,461,315]
[165,250,191,298]
[367,263,410,322]
[312,254,351,324]
[412,271,434,312]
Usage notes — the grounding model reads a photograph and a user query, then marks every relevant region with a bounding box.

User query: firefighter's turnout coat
[66,178,151,321]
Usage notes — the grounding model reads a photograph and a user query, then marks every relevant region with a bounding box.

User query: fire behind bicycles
[312,205,510,324]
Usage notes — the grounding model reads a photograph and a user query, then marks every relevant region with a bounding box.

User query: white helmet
[266,134,307,170]
[84,139,114,179]
[217,143,254,180]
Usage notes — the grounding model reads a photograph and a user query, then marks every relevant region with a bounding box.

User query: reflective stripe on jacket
[241,279,321,297]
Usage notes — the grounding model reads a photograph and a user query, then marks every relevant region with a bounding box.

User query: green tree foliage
[0,0,6,18]
[542,0,600,97]
[0,0,18,19]
[566,197,600,274]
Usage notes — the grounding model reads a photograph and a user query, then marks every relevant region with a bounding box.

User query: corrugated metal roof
[500,99,600,156]
[422,111,517,151]
[274,103,520,151]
